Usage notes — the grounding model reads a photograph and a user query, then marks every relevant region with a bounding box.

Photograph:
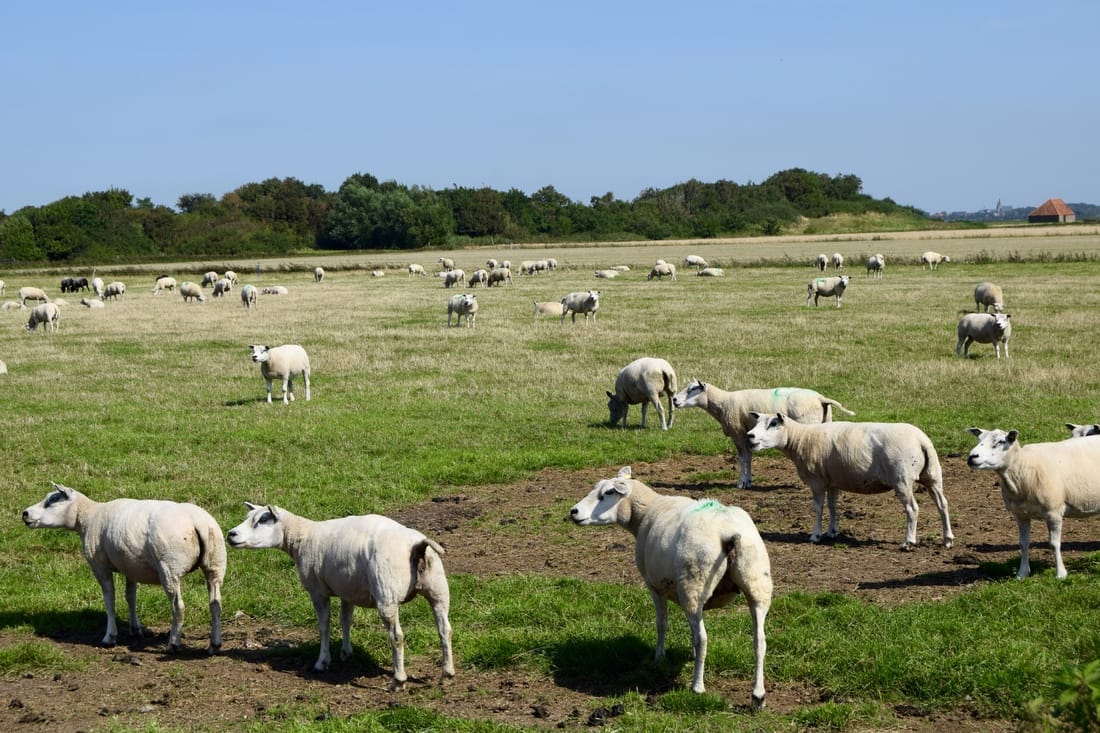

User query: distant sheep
[2,300,21,310]
[546,258,558,271]
[1066,423,1100,438]
[956,312,1011,358]
[813,253,828,272]
[227,503,454,689]
[519,260,537,275]
[561,290,600,324]
[831,252,844,270]
[570,466,772,705]
[314,266,325,282]
[22,482,225,653]
[920,251,950,269]
[371,269,385,278]
[437,257,455,271]
[532,300,564,317]
[487,268,512,287]
[500,259,512,270]
[240,284,257,308]
[201,271,219,288]
[103,281,126,300]
[486,258,498,270]
[467,269,489,287]
[0,279,5,295]
[696,267,724,277]
[607,357,677,430]
[408,264,427,277]
[806,275,850,307]
[748,412,953,549]
[446,293,478,328]
[647,262,677,281]
[249,344,311,405]
[18,286,49,307]
[91,277,105,298]
[594,269,619,279]
[223,270,239,284]
[866,253,885,278]
[610,265,630,272]
[26,302,60,333]
[211,278,232,297]
[261,285,288,296]
[683,254,708,268]
[153,276,177,295]
[179,282,206,303]
[80,297,105,308]
[974,282,1005,313]
[967,427,1100,578]
[442,269,466,288]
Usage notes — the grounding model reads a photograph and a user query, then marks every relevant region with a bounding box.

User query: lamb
[408,263,427,277]
[487,267,512,287]
[314,266,325,282]
[594,269,619,279]
[179,282,206,303]
[806,275,850,307]
[152,276,177,294]
[249,344,311,404]
[18,286,49,307]
[227,503,454,689]
[22,482,225,653]
[240,284,257,308]
[831,252,844,270]
[607,357,677,430]
[80,297,106,308]
[866,253,885,278]
[967,427,1100,578]
[91,276,105,297]
[747,412,953,549]
[370,269,385,278]
[683,254,708,268]
[201,271,219,287]
[974,282,1005,313]
[467,268,489,287]
[672,379,855,489]
[26,302,60,333]
[813,253,828,272]
[1066,423,1100,438]
[211,278,232,297]
[103,281,126,300]
[956,312,1011,358]
[696,267,725,277]
[437,257,455,271]
[560,290,600,323]
[446,293,478,328]
[647,262,677,281]
[532,300,564,317]
[442,269,466,288]
[569,466,772,705]
[920,251,950,269]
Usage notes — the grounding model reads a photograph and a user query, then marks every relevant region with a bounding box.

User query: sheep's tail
[196,513,228,578]
[663,369,677,397]
[821,397,855,419]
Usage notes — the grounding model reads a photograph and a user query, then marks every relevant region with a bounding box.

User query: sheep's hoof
[389,678,407,692]
[166,642,181,654]
[207,643,221,655]
[751,694,766,710]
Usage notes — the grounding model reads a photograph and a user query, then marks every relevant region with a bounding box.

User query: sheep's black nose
[21,510,29,521]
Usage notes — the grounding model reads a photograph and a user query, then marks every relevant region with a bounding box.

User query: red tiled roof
[1029,198,1074,216]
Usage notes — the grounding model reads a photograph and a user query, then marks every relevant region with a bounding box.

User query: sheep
[91,276,105,297]
[866,253,885,278]
[594,269,619,279]
[52,298,69,307]
[813,253,828,271]
[104,281,126,300]
[18,286,49,307]
[531,259,550,274]
[683,254,708,268]
[249,344,311,405]
[240,284,257,308]
[442,269,466,288]
[546,258,558,271]
[2,300,22,310]
[261,285,289,295]
[22,482,225,653]
[152,276,177,295]
[60,276,77,293]
[223,270,239,284]
[201,271,219,288]
[607,357,677,430]
[569,466,772,705]
[647,262,677,281]
[672,379,855,489]
[610,265,630,272]
[408,263,427,277]
[371,269,385,278]
[560,290,600,324]
[956,312,1011,358]
[314,266,325,282]
[500,259,512,271]
[1066,423,1100,438]
[747,412,953,550]
[446,293,478,328]
[519,260,537,275]
[487,267,512,287]
[967,427,1100,578]
[211,278,232,297]
[227,503,454,690]
[920,251,950,269]
[467,268,489,287]
[806,275,850,307]
[26,302,60,333]
[179,282,206,303]
[80,297,105,308]
[486,258,498,270]
[0,279,5,295]
[696,267,725,277]
[437,257,455,271]
[974,282,1005,313]
[532,300,565,317]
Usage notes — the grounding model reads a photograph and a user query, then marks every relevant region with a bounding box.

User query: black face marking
[44,490,69,509]
[257,510,276,526]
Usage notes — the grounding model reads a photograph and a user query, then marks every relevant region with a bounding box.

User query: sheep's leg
[162,575,184,652]
[808,481,827,542]
[927,483,954,548]
[311,594,333,670]
[283,376,293,404]
[430,596,455,681]
[93,568,120,646]
[1016,517,1032,579]
[650,590,668,660]
[124,578,144,638]
[334,599,354,662]
[376,603,406,690]
[303,371,311,401]
[665,393,674,429]
[897,487,919,550]
[205,566,223,653]
[825,489,841,538]
[265,378,274,404]
[1047,515,1067,580]
[682,605,708,693]
[733,435,753,489]
[748,598,769,709]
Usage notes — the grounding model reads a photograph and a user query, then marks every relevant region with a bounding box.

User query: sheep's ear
[48,481,71,495]
[617,466,632,479]
[966,427,983,437]
[1066,423,1078,432]
[244,501,259,510]
[748,411,761,421]
[606,391,614,399]
[1005,430,1019,445]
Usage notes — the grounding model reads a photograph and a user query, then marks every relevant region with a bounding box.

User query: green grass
[4,234,1100,730]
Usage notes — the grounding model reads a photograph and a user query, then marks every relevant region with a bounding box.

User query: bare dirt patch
[4,455,1038,732]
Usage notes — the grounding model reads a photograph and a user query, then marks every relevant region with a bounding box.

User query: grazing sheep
[446,293,478,328]
[314,266,325,282]
[179,282,206,303]
[956,312,1011,358]
[967,427,1100,578]
[487,268,512,287]
[408,263,427,277]
[80,297,105,308]
[211,278,232,297]
[152,276,177,295]
[560,290,600,324]
[974,282,1005,313]
[60,277,79,293]
[249,344,311,405]
[831,252,844,271]
[442,269,466,288]
[747,412,953,549]
[22,482,225,653]
[531,259,550,274]
[223,270,239,284]
[684,254,708,268]
[371,269,385,278]
[437,257,455,271]
[594,269,619,279]
[569,466,772,705]
[696,267,725,277]
[486,258,498,270]
[813,253,828,272]
[1066,423,1100,438]
[261,285,289,295]
[806,275,850,307]
[607,357,677,430]
[532,300,565,317]
[26,302,60,333]
[104,281,126,300]
[866,253,885,278]
[546,258,558,271]
[519,260,537,275]
[227,503,454,689]
[240,284,257,308]
[500,259,512,271]
[18,286,49,307]
[920,251,950,269]
[647,262,677,281]
[91,276,105,297]
[467,269,489,287]
[672,379,854,489]
[201,271,220,288]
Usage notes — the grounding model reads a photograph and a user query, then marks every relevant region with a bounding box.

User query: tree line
[0,169,927,264]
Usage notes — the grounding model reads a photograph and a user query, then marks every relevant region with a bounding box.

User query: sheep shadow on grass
[546,633,686,696]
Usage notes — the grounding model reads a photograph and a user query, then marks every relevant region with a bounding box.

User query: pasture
[3,229,1100,732]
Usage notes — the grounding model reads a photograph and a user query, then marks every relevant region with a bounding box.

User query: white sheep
[249,344,311,404]
[223,270,239,284]
[696,267,725,277]
[104,281,126,300]
[201,271,219,288]
[211,278,232,297]
[647,262,677,281]
[500,259,512,270]
[22,482,225,653]
[437,257,455,271]
[442,269,466,288]
[831,252,844,271]
[18,286,49,307]
[747,412,953,549]
[314,266,325,282]
[52,298,69,307]
[866,253,885,278]
[546,258,558,270]
[152,276,177,295]
[227,503,454,689]
[466,269,489,287]
[672,379,855,489]
[408,263,427,277]
[594,269,619,279]
[607,357,677,430]
[532,300,564,317]
[370,269,385,278]
[80,297,105,308]
[610,265,630,271]
[569,466,772,705]
[240,284,257,308]
[813,253,828,271]
[967,427,1100,578]
[560,290,600,323]
[683,254,708,268]
[486,258,498,270]
[920,251,950,270]
[974,282,1005,313]
[956,312,1011,358]
[446,293,478,328]
[2,300,21,310]
[487,267,512,287]
[26,302,60,333]
[261,285,289,295]
[179,282,206,302]
[1066,423,1100,438]
[519,260,537,275]
[91,276,105,298]
[806,275,850,307]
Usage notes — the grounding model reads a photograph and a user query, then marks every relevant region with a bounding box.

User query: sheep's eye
[257,511,276,525]
[44,491,68,508]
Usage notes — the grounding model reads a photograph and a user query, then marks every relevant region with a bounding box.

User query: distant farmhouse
[1028,198,1076,224]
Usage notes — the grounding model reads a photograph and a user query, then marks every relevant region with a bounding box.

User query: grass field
[2,228,1100,731]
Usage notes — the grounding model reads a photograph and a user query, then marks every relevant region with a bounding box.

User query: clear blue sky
[4,1,1097,216]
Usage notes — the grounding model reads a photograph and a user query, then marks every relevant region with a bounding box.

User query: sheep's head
[227,503,285,549]
[746,412,788,452]
[569,467,633,526]
[22,482,79,529]
[249,345,271,363]
[992,313,1011,333]
[965,427,1018,471]
[1066,423,1100,438]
